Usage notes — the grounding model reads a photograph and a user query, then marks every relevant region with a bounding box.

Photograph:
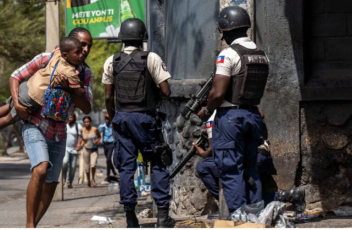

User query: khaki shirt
[102,46,171,85]
[27,49,80,105]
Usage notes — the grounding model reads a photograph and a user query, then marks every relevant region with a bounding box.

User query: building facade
[148,0,352,215]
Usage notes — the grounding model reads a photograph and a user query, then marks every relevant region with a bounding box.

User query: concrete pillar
[46,0,62,202]
[45,0,60,53]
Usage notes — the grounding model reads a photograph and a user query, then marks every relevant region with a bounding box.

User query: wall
[257,0,352,211]
[148,0,220,216]
[164,0,220,80]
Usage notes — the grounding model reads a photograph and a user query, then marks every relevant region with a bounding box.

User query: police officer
[195,111,306,219]
[198,6,269,217]
[103,18,175,228]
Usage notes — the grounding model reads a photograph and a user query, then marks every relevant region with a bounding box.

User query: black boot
[125,209,140,228]
[279,187,306,213]
[157,206,176,228]
[207,211,219,220]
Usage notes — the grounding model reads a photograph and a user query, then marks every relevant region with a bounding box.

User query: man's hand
[193,143,207,158]
[198,107,211,122]
[15,103,32,119]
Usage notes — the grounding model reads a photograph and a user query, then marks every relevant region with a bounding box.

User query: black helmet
[218,6,251,32]
[118,18,148,41]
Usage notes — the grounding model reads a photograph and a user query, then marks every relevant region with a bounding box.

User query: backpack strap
[46,60,60,91]
[103,126,105,142]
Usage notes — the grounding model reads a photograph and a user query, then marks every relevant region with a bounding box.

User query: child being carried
[0,37,84,130]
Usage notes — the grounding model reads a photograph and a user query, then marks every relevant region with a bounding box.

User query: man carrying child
[7,28,93,228]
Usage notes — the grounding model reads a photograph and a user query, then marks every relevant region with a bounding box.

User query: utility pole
[46,0,63,202]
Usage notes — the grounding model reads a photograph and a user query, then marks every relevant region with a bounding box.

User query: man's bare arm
[198,74,230,121]
[159,81,171,97]
[207,74,230,111]
[105,84,115,120]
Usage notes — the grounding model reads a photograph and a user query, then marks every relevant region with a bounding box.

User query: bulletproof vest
[113,50,160,112]
[224,44,269,105]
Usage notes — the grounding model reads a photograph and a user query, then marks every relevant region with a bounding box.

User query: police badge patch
[161,62,168,72]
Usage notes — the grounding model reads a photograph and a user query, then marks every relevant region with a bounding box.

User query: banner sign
[66,0,146,39]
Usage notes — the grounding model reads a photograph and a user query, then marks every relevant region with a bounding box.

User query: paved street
[1,147,352,228]
[0,147,155,228]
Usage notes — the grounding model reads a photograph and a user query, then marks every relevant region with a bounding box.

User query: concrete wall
[164,0,219,80]
[257,0,352,211]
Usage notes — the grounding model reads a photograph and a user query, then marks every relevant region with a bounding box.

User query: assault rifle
[181,74,214,119]
[169,132,208,179]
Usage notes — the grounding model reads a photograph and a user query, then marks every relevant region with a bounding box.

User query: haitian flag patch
[216,56,225,64]
[205,121,213,129]
[161,62,168,72]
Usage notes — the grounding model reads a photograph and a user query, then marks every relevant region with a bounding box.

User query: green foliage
[0,0,121,110]
[0,0,46,105]
[86,40,121,110]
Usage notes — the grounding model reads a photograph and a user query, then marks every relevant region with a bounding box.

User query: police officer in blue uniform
[198,6,269,217]
[195,111,306,219]
[103,18,175,228]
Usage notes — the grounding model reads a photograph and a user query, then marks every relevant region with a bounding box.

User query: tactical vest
[224,44,269,105]
[113,50,160,112]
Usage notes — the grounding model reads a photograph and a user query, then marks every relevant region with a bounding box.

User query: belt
[217,105,257,111]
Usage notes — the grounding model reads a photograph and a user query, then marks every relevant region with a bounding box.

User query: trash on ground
[91,215,115,224]
[296,211,324,220]
[228,201,294,227]
[258,201,294,227]
[332,206,352,217]
[138,208,153,218]
[108,182,119,192]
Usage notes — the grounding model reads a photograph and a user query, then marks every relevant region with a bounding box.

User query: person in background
[98,114,118,182]
[62,113,82,188]
[77,116,101,188]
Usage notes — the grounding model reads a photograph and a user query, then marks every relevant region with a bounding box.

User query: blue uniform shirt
[99,123,114,143]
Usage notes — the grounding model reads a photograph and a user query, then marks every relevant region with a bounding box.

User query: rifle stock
[169,133,208,179]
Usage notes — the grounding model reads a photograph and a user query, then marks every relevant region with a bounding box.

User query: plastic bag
[257,201,294,228]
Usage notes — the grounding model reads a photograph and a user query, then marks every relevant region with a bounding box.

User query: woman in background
[77,116,101,188]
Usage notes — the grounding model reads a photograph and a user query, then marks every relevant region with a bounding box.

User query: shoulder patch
[205,121,213,129]
[216,56,225,64]
[161,62,168,72]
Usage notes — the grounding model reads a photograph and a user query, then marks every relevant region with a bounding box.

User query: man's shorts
[22,123,66,183]
[6,81,41,122]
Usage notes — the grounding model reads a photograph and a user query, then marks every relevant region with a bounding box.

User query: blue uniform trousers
[196,157,220,200]
[212,107,263,213]
[112,111,171,209]
[197,151,278,207]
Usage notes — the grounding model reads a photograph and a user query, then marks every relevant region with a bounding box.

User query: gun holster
[154,143,173,167]
[153,111,173,167]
